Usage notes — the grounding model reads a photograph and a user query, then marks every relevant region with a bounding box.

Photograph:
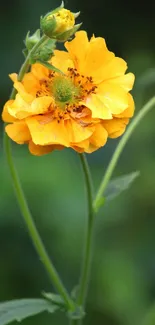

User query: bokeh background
[1,1,155,324]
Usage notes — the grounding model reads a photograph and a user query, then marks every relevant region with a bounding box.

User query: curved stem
[10,34,48,98]
[4,135,74,310]
[77,154,95,306]
[4,34,75,311]
[93,96,155,212]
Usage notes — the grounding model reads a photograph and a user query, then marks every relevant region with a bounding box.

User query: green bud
[25,29,40,51]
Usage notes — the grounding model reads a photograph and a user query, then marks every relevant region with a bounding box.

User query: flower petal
[23,72,40,95]
[71,139,90,153]
[102,118,129,138]
[65,31,89,72]
[114,93,135,118]
[97,83,129,115]
[26,115,70,146]
[31,97,54,114]
[83,94,112,119]
[90,123,108,147]
[8,96,54,119]
[5,121,31,144]
[13,81,34,103]
[82,36,114,83]
[9,73,18,82]
[2,100,17,122]
[28,140,64,156]
[108,73,135,91]
[51,50,74,74]
[98,57,127,82]
[66,118,95,143]
[31,63,49,79]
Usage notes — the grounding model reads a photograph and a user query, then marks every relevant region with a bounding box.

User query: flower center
[50,76,80,105]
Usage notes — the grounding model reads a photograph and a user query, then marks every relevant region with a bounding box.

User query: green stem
[10,34,48,99]
[77,154,94,307]
[70,319,82,325]
[93,96,155,212]
[4,34,74,311]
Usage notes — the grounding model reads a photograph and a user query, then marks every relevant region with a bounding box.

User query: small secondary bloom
[2,31,135,156]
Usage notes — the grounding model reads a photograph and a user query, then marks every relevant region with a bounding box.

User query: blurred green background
[1,1,155,324]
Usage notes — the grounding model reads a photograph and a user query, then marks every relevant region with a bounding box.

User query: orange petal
[51,50,74,74]
[102,118,129,138]
[28,140,64,156]
[26,115,70,146]
[90,123,108,147]
[65,31,89,72]
[66,118,95,143]
[71,146,85,153]
[71,139,90,153]
[13,81,34,103]
[73,142,99,154]
[23,72,40,95]
[97,83,129,115]
[5,121,31,144]
[114,93,135,118]
[83,94,112,119]
[31,63,49,79]
[108,73,135,91]
[2,100,17,122]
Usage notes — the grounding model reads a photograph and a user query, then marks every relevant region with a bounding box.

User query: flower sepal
[25,29,41,51]
[36,59,64,75]
[29,39,56,64]
[56,23,82,42]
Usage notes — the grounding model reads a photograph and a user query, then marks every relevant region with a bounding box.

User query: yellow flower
[2,31,135,156]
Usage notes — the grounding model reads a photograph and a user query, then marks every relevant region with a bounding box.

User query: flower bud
[56,23,82,42]
[40,2,81,40]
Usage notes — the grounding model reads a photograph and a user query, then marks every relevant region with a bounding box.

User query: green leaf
[0,298,59,325]
[36,59,64,75]
[104,171,140,201]
[42,292,65,309]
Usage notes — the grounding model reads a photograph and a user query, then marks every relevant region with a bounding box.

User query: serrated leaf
[104,171,140,201]
[0,298,58,325]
